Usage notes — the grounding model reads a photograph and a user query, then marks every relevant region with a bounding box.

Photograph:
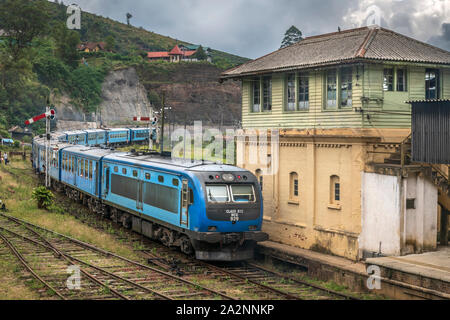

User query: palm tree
[126,13,132,25]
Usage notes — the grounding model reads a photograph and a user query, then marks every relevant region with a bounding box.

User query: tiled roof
[221,26,450,78]
[77,42,107,51]
[183,50,197,57]
[147,51,169,58]
[169,45,183,55]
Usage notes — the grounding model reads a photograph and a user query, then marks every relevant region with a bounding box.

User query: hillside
[48,2,250,69]
[0,0,245,137]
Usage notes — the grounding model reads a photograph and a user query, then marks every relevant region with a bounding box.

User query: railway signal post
[133,109,157,152]
[25,108,56,188]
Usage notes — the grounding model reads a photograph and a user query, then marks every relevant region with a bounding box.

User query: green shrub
[32,186,54,209]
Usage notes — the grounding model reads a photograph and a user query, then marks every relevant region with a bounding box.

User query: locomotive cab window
[231,185,255,202]
[206,185,229,203]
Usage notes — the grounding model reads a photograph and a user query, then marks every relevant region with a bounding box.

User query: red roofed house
[148,45,200,63]
[147,51,170,61]
[77,42,107,53]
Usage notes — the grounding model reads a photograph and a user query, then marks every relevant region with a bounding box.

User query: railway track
[49,197,360,300]
[139,243,358,300]
[0,213,233,300]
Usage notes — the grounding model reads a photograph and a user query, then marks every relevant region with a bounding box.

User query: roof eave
[220,58,450,80]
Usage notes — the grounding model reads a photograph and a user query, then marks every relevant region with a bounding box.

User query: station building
[221,26,450,260]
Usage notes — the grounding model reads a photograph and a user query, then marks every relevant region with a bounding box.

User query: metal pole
[148,108,153,151]
[160,93,165,154]
[45,105,50,188]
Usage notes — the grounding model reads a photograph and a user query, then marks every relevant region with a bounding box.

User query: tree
[126,13,133,26]
[192,46,207,61]
[280,25,303,49]
[0,0,50,59]
[105,35,115,52]
[54,23,80,69]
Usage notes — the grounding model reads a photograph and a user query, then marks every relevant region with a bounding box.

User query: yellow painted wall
[238,128,410,260]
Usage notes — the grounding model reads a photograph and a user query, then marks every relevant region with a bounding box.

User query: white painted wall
[402,174,437,254]
[360,172,438,258]
[360,172,402,256]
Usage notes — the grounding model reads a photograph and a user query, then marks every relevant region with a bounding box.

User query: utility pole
[45,104,50,188]
[160,93,165,154]
[148,107,154,151]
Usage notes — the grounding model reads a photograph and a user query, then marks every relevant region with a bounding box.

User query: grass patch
[0,159,148,299]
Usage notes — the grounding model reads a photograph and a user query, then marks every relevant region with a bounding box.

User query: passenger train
[58,127,152,146]
[32,131,268,261]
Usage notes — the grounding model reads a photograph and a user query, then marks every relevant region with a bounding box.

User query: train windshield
[206,185,229,202]
[231,185,255,202]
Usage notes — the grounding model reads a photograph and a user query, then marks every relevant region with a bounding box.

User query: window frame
[230,184,256,203]
[425,68,440,100]
[289,172,299,202]
[329,175,341,209]
[383,68,394,92]
[326,69,337,109]
[396,68,407,92]
[340,67,353,108]
[250,76,272,113]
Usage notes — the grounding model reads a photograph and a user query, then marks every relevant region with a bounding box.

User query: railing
[400,133,412,168]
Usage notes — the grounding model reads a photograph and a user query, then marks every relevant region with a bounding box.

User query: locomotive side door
[136,169,143,213]
[180,179,189,227]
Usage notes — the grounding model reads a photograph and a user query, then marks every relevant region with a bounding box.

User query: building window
[298,73,309,110]
[255,169,263,191]
[397,68,407,92]
[326,69,337,108]
[330,175,340,205]
[252,79,260,112]
[262,76,272,111]
[425,69,440,99]
[286,74,296,111]
[383,68,394,91]
[340,67,352,107]
[290,172,299,200]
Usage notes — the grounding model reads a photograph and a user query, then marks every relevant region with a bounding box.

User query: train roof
[67,130,86,135]
[103,152,246,173]
[84,129,105,133]
[62,145,117,158]
[105,128,129,132]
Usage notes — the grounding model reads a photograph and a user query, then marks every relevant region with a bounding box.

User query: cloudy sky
[64,0,450,58]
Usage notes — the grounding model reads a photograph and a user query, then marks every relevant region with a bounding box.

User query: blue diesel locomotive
[32,135,268,261]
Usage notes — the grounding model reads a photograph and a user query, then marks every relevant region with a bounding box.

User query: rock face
[53,64,242,130]
[137,63,242,126]
[53,67,152,130]
[98,68,152,126]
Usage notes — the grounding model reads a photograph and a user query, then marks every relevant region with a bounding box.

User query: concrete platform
[257,241,450,299]
[366,246,450,294]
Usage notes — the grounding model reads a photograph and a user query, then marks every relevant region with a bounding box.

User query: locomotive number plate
[226,209,244,222]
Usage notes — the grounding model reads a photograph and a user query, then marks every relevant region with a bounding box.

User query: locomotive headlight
[249,225,258,231]
[222,173,235,182]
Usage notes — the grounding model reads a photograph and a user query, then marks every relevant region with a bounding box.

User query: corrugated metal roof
[221,26,450,78]
[406,99,450,104]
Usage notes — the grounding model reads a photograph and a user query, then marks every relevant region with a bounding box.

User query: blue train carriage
[106,128,130,146]
[58,146,116,209]
[85,129,107,146]
[129,127,150,144]
[31,136,70,178]
[67,131,87,145]
[100,153,268,261]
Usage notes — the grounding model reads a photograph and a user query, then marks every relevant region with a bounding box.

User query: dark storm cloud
[61,0,450,58]
[429,23,450,51]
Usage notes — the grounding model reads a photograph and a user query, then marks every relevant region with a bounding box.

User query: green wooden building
[221,26,450,129]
